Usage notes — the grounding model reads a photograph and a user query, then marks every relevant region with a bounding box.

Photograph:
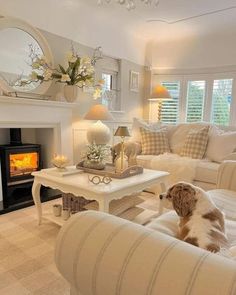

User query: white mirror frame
[0,16,54,95]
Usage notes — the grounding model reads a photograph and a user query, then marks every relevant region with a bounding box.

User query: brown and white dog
[160,182,229,253]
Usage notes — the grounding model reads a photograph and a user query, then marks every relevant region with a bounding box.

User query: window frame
[151,71,236,126]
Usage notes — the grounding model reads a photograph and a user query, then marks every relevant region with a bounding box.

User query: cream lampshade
[148,85,171,122]
[84,104,113,145]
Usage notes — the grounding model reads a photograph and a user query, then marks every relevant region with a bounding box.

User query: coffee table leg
[32,180,42,225]
[98,199,109,213]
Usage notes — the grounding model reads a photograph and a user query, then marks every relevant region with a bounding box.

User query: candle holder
[51,154,69,171]
[114,126,131,173]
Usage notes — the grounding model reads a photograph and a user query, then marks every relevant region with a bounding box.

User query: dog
[160,182,229,253]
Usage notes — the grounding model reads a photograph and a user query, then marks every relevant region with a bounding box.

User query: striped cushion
[140,127,170,155]
[84,195,143,215]
[180,126,209,159]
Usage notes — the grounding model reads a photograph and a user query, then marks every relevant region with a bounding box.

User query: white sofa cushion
[208,189,236,221]
[136,155,155,168]
[206,126,236,163]
[195,161,219,184]
[147,211,178,237]
[147,209,236,249]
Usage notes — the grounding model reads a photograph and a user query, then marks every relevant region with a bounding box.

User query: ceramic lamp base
[87,120,111,145]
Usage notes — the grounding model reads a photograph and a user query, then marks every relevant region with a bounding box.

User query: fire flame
[10,152,38,176]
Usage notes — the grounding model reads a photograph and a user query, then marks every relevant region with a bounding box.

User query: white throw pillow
[131,117,161,142]
[147,211,179,237]
[206,126,236,163]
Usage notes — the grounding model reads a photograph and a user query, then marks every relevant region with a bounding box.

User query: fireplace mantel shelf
[0,95,79,108]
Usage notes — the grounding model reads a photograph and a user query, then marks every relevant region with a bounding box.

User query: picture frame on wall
[129,71,139,92]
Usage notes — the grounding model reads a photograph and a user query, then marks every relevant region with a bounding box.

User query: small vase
[83,160,105,170]
[64,85,78,102]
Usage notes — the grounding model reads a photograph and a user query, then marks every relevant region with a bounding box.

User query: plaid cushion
[140,127,170,155]
[180,126,209,159]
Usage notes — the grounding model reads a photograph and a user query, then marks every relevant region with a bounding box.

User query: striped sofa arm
[217,161,236,192]
[55,211,236,295]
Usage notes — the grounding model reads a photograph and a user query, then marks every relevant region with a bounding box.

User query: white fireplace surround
[0,95,75,158]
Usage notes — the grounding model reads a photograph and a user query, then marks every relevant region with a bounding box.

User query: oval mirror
[0,16,53,94]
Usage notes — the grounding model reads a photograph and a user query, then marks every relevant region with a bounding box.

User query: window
[151,72,236,126]
[101,71,118,110]
[186,80,206,122]
[160,81,180,124]
[211,79,233,126]
[102,73,112,91]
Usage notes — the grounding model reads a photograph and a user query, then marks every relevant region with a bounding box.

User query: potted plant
[82,143,110,170]
[19,45,103,102]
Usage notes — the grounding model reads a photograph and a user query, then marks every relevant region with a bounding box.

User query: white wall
[149,31,236,70]
[40,29,145,122]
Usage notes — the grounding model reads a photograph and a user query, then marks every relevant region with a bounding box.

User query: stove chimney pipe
[10,128,22,145]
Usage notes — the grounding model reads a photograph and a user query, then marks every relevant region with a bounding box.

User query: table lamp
[84,104,113,145]
[114,126,131,171]
[148,85,171,122]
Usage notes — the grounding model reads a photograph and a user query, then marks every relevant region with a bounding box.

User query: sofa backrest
[131,118,236,161]
[55,211,236,295]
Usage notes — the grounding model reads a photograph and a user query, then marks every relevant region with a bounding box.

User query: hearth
[0,128,42,210]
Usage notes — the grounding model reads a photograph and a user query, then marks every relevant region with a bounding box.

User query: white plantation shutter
[186,80,206,122]
[211,79,233,126]
[160,81,180,124]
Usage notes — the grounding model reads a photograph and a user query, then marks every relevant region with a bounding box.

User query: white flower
[32,62,40,69]
[61,74,71,83]
[81,56,91,65]
[44,69,52,81]
[37,56,47,66]
[93,88,102,100]
[84,79,93,87]
[67,51,77,63]
[30,71,38,81]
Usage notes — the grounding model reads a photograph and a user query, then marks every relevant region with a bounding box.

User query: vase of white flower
[64,85,78,102]
[18,44,104,102]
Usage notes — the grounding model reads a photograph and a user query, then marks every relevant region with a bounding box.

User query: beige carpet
[0,199,69,295]
[0,194,159,295]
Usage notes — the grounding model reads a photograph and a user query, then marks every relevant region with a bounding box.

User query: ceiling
[1,0,236,64]
[84,0,236,40]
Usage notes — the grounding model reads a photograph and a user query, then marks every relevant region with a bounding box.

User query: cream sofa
[55,161,236,295]
[126,119,236,190]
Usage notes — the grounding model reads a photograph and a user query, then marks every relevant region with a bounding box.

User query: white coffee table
[32,166,169,225]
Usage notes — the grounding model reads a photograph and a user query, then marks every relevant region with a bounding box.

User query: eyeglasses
[88,175,112,185]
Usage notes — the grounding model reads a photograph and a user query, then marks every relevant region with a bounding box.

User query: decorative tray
[76,162,143,179]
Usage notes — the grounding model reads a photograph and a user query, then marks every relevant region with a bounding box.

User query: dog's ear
[170,183,197,217]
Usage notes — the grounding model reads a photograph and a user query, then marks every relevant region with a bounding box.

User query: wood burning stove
[0,129,42,209]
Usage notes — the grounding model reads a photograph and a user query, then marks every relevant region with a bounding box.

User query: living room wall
[148,31,236,70]
[38,29,145,122]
